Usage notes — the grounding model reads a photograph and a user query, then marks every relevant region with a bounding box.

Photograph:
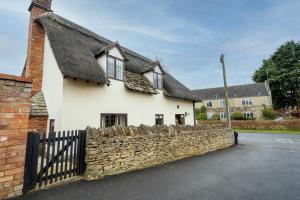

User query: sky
[0,0,300,89]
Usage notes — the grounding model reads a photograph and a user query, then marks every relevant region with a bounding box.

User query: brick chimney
[24,0,52,95]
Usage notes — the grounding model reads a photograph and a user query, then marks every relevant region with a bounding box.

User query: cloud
[54,0,214,44]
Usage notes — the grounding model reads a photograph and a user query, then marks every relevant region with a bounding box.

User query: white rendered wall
[41,35,64,132]
[44,42,194,131]
[144,71,153,84]
[61,78,194,130]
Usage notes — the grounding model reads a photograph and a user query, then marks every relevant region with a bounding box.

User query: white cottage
[24,0,201,133]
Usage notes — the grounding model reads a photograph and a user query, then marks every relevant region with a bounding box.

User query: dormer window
[153,72,162,90]
[107,56,124,81]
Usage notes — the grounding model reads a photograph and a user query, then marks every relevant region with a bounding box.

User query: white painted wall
[41,35,64,132]
[144,71,153,84]
[44,41,194,131]
[108,47,123,60]
[61,78,194,130]
[154,65,162,74]
[97,54,106,73]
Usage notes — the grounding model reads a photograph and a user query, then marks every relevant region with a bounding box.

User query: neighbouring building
[22,0,201,133]
[192,82,272,120]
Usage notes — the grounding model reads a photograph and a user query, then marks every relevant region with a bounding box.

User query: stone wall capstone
[85,125,234,180]
[198,120,300,130]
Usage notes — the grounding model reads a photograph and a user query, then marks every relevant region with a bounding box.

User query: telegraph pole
[220,54,231,129]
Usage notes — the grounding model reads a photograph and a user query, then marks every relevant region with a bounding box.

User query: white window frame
[219,99,225,107]
[106,55,124,81]
[242,98,253,106]
[153,72,163,90]
[244,111,254,118]
[220,112,227,120]
[207,112,214,119]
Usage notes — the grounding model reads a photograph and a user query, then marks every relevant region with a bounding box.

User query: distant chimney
[24,0,52,95]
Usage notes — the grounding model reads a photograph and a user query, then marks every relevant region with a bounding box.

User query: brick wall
[28,116,48,134]
[85,125,234,180]
[0,73,32,199]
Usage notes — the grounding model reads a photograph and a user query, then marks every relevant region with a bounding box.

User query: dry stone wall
[85,125,234,180]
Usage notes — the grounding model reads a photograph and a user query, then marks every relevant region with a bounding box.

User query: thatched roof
[95,41,129,61]
[36,13,200,102]
[142,61,165,74]
[192,83,270,100]
[30,92,48,116]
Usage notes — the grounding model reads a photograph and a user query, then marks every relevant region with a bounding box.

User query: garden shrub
[262,107,277,120]
[231,112,246,120]
[200,106,207,114]
[197,113,208,121]
[211,113,220,120]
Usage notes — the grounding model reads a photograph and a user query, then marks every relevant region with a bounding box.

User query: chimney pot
[29,0,52,12]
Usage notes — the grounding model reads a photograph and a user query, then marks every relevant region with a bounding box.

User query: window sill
[108,77,124,82]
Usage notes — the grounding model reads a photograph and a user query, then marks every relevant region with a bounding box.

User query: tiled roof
[192,83,270,100]
[30,92,48,116]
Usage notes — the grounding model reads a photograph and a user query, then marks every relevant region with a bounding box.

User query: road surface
[17,133,300,200]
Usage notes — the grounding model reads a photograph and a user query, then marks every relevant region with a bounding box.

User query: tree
[200,106,207,114]
[197,113,208,121]
[252,41,300,109]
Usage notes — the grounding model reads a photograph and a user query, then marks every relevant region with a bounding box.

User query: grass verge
[235,129,300,134]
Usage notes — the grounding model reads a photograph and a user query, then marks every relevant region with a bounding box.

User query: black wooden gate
[23,130,86,193]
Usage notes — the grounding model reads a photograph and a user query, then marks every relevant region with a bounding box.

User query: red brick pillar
[0,74,32,199]
[23,0,52,96]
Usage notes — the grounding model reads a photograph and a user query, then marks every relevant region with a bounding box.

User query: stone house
[22,0,201,133]
[192,82,272,120]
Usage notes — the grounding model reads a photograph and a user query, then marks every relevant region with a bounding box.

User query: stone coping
[0,73,32,83]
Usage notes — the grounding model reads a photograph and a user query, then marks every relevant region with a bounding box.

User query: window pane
[153,73,158,88]
[157,74,162,89]
[111,115,116,126]
[249,99,253,105]
[207,100,212,107]
[116,60,124,80]
[102,114,127,127]
[107,57,115,78]
[105,115,110,127]
[119,115,127,127]
[155,114,164,125]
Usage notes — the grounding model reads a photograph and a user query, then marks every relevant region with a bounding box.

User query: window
[207,112,214,119]
[155,114,164,125]
[220,99,225,107]
[49,119,55,133]
[101,114,127,127]
[220,112,227,120]
[116,59,124,80]
[207,100,212,108]
[107,56,124,80]
[242,98,253,106]
[244,111,254,119]
[175,114,185,125]
[153,72,162,90]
